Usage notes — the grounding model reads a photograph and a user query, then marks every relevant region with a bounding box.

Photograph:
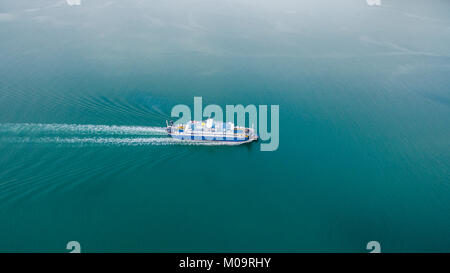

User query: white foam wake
[0,123,167,136]
[35,137,181,146]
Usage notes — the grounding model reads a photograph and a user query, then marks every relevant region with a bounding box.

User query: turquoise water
[0,0,450,252]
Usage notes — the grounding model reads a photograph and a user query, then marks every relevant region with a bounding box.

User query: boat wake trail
[0,123,167,136]
[0,123,241,146]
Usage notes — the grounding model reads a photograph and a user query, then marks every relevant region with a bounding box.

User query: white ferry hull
[166,119,258,144]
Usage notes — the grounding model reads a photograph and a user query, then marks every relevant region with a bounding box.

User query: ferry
[166,119,258,144]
